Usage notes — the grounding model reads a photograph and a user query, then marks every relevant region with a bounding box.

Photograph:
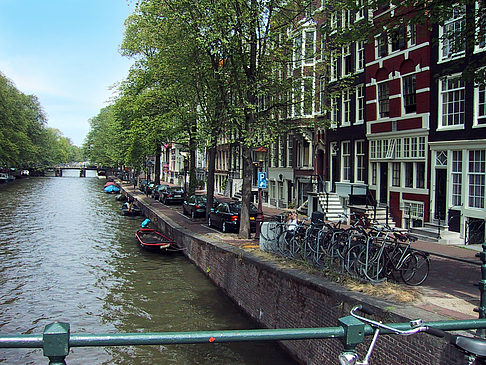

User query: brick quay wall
[128,190,462,364]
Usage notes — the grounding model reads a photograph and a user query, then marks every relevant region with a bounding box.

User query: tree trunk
[238,144,253,239]
[206,134,217,221]
[188,119,198,195]
[155,144,161,185]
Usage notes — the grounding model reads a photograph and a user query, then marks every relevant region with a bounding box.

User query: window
[293,34,302,68]
[303,78,314,115]
[440,76,465,127]
[293,79,302,116]
[371,162,377,185]
[377,33,388,57]
[319,77,326,114]
[330,51,338,80]
[330,11,338,32]
[477,1,486,50]
[342,45,352,75]
[408,24,417,47]
[403,201,424,228]
[287,138,293,167]
[392,162,400,186]
[476,83,486,125]
[342,10,351,29]
[331,94,340,125]
[378,82,390,118]
[405,162,413,187]
[356,0,365,20]
[356,85,364,123]
[452,151,463,206]
[356,41,365,71]
[440,5,466,60]
[469,150,485,208]
[403,75,416,113]
[342,89,351,125]
[416,162,425,188]
[356,140,365,182]
[391,25,406,52]
[342,141,351,181]
[304,30,315,63]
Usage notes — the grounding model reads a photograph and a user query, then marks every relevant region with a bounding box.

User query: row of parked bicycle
[260,211,430,286]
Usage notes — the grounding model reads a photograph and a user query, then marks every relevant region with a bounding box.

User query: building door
[379,163,388,203]
[435,169,447,221]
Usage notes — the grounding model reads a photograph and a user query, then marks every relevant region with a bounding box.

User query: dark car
[145,181,156,195]
[208,201,258,233]
[160,186,185,204]
[151,183,170,200]
[138,179,149,193]
[182,195,219,219]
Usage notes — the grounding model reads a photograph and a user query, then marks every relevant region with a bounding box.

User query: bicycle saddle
[453,335,486,358]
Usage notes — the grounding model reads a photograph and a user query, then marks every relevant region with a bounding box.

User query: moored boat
[121,202,142,216]
[0,173,8,184]
[135,228,177,251]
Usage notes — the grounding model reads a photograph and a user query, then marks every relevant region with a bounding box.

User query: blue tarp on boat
[104,185,120,193]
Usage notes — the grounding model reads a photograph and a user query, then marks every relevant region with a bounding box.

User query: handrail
[2,319,486,364]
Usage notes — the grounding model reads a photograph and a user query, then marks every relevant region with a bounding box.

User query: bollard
[43,322,70,365]
[475,243,486,338]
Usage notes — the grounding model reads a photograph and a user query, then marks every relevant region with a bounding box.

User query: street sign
[258,172,267,189]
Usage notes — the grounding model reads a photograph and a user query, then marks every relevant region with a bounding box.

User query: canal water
[0,174,296,365]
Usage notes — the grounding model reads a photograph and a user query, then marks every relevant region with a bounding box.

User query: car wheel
[208,217,212,227]
[191,210,195,220]
[222,221,227,233]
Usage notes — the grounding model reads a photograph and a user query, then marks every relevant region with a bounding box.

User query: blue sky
[0,0,135,146]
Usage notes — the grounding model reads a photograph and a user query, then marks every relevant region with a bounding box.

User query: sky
[0,0,136,146]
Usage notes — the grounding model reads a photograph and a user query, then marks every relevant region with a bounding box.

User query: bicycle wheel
[344,243,366,278]
[358,245,386,283]
[400,251,430,286]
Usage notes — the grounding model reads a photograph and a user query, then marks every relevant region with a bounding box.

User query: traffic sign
[258,172,267,189]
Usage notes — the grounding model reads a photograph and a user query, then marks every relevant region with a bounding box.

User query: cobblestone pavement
[127,183,484,321]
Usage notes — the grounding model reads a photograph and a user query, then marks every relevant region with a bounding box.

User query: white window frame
[468,150,485,209]
[475,82,486,127]
[342,44,352,76]
[342,89,351,126]
[293,33,303,69]
[438,74,465,130]
[355,140,365,183]
[439,5,466,62]
[402,73,417,114]
[377,81,390,118]
[304,29,316,65]
[475,1,486,53]
[356,85,365,124]
[452,150,463,206]
[342,141,351,181]
[356,40,365,71]
[303,77,314,116]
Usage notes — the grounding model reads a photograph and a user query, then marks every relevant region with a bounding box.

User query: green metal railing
[2,242,486,364]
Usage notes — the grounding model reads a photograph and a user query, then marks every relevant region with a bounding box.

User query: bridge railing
[2,318,486,364]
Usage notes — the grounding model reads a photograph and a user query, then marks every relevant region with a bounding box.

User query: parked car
[145,181,156,195]
[182,195,219,219]
[151,183,170,200]
[208,201,258,233]
[138,179,149,193]
[160,186,185,204]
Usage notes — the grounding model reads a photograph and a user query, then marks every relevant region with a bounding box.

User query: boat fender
[141,218,151,228]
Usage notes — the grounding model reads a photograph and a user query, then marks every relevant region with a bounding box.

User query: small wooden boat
[121,203,142,216]
[135,229,177,251]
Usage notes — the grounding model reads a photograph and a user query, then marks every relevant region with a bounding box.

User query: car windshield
[195,196,207,203]
[169,187,184,193]
[227,202,257,213]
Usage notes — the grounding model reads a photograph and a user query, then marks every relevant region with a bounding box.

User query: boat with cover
[135,229,177,251]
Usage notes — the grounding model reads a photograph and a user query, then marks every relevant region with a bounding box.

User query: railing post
[43,322,70,365]
[476,243,486,338]
[338,315,365,358]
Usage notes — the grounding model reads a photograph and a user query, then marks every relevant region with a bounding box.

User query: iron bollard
[43,322,70,365]
[475,243,486,338]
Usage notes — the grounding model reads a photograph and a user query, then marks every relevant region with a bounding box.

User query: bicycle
[339,305,486,365]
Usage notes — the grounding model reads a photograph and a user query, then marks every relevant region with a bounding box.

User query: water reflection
[0,177,295,364]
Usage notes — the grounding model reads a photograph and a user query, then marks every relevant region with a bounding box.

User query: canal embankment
[122,183,469,364]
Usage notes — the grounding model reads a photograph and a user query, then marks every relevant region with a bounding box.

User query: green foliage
[0,71,80,168]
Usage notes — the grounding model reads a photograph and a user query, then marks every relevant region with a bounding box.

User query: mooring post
[43,322,70,365]
[475,242,486,338]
